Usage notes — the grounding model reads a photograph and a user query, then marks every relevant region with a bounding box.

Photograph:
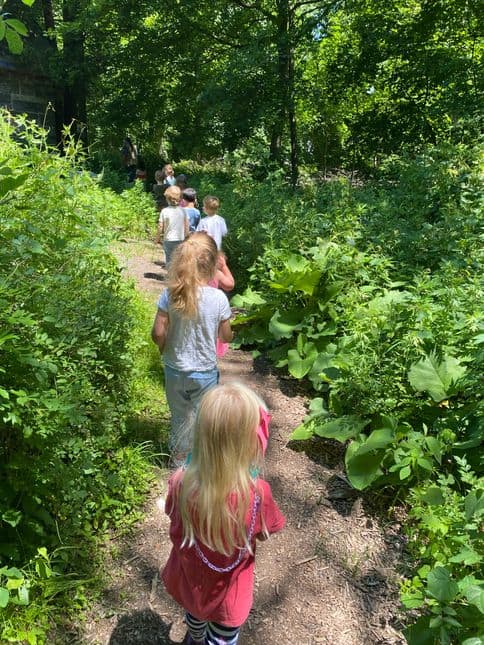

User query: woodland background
[0,1,482,644]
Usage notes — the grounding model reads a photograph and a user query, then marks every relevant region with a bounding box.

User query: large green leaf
[408,352,466,402]
[5,19,29,36]
[314,415,366,442]
[287,342,318,378]
[268,254,322,295]
[426,566,458,603]
[231,287,267,308]
[345,448,386,490]
[5,27,23,54]
[465,490,484,521]
[465,585,484,613]
[269,309,304,340]
[344,427,395,490]
[0,587,9,608]
[289,420,316,441]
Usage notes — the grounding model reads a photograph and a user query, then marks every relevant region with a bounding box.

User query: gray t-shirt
[158,286,231,372]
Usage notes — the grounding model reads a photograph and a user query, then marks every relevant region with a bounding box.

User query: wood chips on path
[77,240,405,645]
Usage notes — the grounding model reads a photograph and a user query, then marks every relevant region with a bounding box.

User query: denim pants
[164,365,219,463]
[163,240,182,267]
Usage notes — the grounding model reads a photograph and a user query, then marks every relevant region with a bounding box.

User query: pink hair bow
[257,407,271,454]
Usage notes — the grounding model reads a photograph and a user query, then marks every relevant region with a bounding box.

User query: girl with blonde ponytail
[151,233,233,466]
[162,383,285,645]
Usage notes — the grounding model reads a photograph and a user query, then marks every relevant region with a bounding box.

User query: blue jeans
[164,365,219,464]
[163,240,182,267]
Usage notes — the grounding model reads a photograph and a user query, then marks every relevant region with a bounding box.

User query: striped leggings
[185,612,241,644]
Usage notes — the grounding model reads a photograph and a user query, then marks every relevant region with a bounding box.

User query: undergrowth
[0,113,167,643]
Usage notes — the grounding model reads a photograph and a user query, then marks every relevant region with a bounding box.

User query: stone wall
[0,57,56,140]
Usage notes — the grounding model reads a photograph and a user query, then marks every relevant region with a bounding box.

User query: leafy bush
[212,139,483,642]
[0,113,158,641]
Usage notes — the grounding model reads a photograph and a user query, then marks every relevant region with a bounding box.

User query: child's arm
[151,309,169,352]
[216,253,235,291]
[256,481,286,541]
[184,213,189,238]
[218,318,233,343]
[155,214,165,245]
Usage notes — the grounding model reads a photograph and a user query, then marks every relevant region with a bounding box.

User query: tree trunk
[271,0,298,186]
[62,0,88,146]
[287,7,298,187]
[41,0,64,147]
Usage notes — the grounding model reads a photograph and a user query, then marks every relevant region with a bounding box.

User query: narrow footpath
[82,240,405,645]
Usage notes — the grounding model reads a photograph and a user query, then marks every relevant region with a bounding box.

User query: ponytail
[167,233,218,318]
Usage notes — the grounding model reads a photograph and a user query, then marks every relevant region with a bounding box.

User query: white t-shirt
[196,215,228,249]
[157,286,231,372]
[160,207,187,241]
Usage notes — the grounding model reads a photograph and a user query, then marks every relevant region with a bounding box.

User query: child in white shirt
[196,195,227,250]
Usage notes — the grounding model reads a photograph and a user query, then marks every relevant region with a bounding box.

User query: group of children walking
[150,165,285,645]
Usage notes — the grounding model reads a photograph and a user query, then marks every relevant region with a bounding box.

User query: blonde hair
[164,185,181,205]
[203,195,220,212]
[177,383,267,555]
[167,232,218,318]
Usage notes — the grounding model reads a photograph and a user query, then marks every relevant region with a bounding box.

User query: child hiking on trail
[196,196,227,250]
[151,233,233,466]
[161,382,285,645]
[181,187,201,232]
[156,185,189,267]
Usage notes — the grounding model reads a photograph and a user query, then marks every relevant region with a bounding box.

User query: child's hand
[217,253,227,270]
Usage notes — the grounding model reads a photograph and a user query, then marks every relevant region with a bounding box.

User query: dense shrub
[0,113,157,640]
[188,140,483,643]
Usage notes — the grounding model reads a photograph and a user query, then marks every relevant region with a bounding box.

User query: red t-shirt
[161,474,285,627]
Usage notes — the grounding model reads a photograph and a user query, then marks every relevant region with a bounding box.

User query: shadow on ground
[109,609,175,644]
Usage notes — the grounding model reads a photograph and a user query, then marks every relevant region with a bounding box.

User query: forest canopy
[2,0,482,180]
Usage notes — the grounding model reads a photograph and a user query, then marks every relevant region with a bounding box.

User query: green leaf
[449,548,482,566]
[0,587,9,608]
[269,309,304,340]
[2,509,22,527]
[17,585,29,605]
[287,343,318,378]
[421,487,445,506]
[4,567,22,579]
[0,20,6,41]
[306,397,329,420]
[5,19,29,36]
[465,490,484,520]
[464,585,484,613]
[5,27,23,54]
[408,352,466,402]
[403,615,434,645]
[21,0,36,6]
[399,465,411,479]
[426,567,458,603]
[314,415,366,442]
[401,590,425,609]
[289,421,315,441]
[231,287,266,308]
[345,446,384,490]
[462,638,484,645]
[0,172,28,196]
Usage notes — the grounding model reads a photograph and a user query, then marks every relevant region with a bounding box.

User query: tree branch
[231,0,274,21]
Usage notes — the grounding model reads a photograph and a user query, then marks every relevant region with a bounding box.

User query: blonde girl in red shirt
[161,383,285,645]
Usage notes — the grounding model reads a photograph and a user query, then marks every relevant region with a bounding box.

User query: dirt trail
[81,240,405,645]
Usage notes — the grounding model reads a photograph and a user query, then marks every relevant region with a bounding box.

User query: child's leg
[185,612,207,643]
[164,366,193,465]
[206,621,241,644]
[184,369,219,423]
[164,367,219,465]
